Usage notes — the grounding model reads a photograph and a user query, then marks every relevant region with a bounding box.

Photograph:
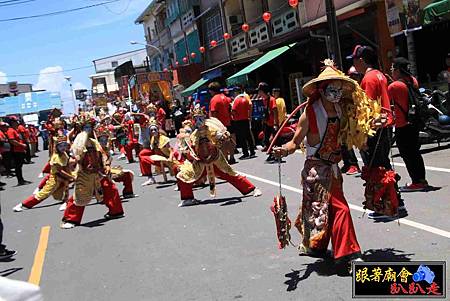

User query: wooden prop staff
[266,101,309,155]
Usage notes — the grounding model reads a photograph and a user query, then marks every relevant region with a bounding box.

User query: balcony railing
[271,7,299,37]
[230,32,247,56]
[248,21,269,48]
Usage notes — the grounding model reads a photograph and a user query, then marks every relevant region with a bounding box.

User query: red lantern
[163,68,168,72]
[241,23,250,32]
[262,12,272,23]
[210,40,217,47]
[288,0,299,8]
[223,32,231,40]
[191,52,196,59]
[175,61,179,66]
[182,57,188,63]
[199,46,206,53]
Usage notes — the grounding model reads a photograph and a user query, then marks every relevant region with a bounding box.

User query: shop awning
[423,0,450,25]
[180,77,209,97]
[227,43,296,85]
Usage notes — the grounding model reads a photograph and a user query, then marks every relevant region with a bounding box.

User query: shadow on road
[81,218,109,228]
[362,248,414,262]
[283,248,414,291]
[200,194,252,206]
[32,201,63,209]
[0,267,23,277]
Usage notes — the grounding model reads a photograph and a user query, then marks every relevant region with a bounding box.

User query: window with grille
[205,11,223,48]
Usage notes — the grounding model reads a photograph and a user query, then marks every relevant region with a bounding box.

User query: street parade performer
[96,126,137,199]
[13,133,74,212]
[176,105,262,207]
[139,118,179,185]
[60,113,124,229]
[272,60,381,273]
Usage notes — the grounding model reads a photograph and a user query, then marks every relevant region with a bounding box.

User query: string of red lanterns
[196,2,301,53]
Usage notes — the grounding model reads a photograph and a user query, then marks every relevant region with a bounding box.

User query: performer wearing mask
[273,60,381,274]
[176,105,262,207]
[96,127,137,199]
[60,114,124,229]
[139,118,179,186]
[13,133,74,212]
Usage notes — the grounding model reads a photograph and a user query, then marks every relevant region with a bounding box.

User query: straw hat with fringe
[302,59,356,98]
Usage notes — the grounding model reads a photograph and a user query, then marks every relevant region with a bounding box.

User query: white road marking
[356,158,450,174]
[240,171,450,239]
[294,150,450,173]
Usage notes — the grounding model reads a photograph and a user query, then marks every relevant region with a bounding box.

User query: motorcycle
[418,88,450,145]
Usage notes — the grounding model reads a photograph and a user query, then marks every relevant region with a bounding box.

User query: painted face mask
[56,142,69,153]
[323,81,343,103]
[98,136,109,146]
[149,126,159,136]
[83,125,92,133]
[194,116,205,128]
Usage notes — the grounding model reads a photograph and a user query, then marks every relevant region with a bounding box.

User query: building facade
[90,49,148,95]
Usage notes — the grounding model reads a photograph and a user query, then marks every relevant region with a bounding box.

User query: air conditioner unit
[229,15,243,25]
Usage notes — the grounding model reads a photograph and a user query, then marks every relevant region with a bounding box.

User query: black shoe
[228,158,237,165]
[0,187,4,191]
[122,193,138,199]
[0,182,6,186]
[18,180,32,186]
[104,212,124,220]
[250,153,256,158]
[234,149,240,154]
[0,249,17,261]
[238,155,250,160]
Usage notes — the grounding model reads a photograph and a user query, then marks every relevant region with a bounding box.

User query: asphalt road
[0,141,449,301]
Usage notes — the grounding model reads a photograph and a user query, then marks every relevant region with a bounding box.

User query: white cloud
[0,71,7,84]
[34,66,87,115]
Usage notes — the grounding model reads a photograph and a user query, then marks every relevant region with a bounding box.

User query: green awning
[423,0,450,25]
[227,43,297,85]
[180,77,208,97]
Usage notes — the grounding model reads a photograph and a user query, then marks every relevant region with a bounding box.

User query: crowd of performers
[10,53,411,275]
[12,101,262,228]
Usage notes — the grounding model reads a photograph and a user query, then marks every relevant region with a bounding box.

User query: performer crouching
[60,115,124,229]
[13,133,74,212]
[176,105,261,207]
[96,126,137,199]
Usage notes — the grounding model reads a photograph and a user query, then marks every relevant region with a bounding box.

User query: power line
[0,66,93,78]
[0,0,30,4]
[101,0,132,15]
[0,0,36,7]
[0,0,120,22]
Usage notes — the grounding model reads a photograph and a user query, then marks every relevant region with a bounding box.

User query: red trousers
[38,174,50,189]
[113,172,134,195]
[325,183,361,259]
[42,162,51,174]
[62,178,124,225]
[138,149,154,176]
[124,140,140,163]
[177,166,255,200]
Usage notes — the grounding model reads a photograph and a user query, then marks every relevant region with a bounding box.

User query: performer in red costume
[176,105,262,207]
[273,61,368,274]
[139,118,179,185]
[60,114,124,229]
[96,126,137,199]
[13,133,74,212]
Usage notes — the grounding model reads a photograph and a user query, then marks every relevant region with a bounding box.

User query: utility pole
[325,0,342,69]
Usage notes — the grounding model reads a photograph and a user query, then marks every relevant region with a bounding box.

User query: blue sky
[0,0,150,113]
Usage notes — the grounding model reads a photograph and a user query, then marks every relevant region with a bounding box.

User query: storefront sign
[385,0,434,36]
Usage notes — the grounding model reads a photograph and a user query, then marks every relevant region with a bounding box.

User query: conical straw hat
[303,59,356,98]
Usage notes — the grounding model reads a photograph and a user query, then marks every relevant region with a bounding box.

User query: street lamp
[130,40,164,71]
[64,76,77,114]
